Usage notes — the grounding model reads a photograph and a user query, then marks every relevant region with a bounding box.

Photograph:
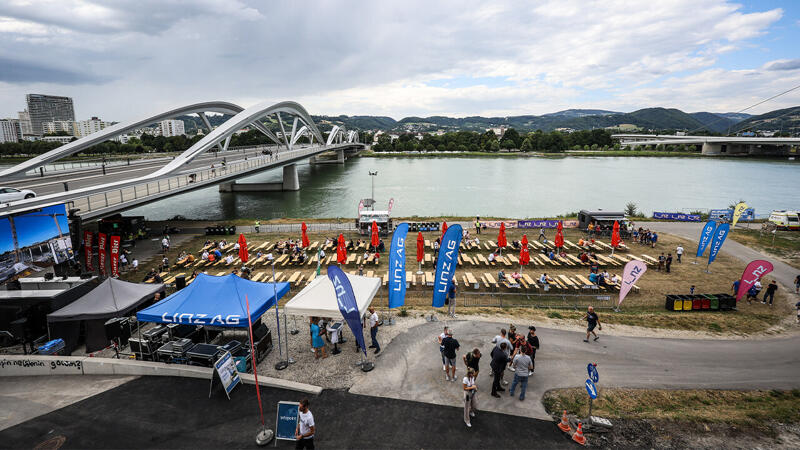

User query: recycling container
[706,294,719,310]
[700,295,711,310]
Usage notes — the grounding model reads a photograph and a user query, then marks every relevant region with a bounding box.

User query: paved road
[647,222,799,291]
[351,320,800,420]
[0,376,573,449]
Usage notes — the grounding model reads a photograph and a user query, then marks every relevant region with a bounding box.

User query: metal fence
[253,222,357,233]
[461,291,614,309]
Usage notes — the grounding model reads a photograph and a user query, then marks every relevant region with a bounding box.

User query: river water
[117,156,800,220]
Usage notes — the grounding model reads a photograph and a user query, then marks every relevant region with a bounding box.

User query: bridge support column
[219,164,300,192]
[337,149,345,164]
[701,142,722,155]
[309,155,318,165]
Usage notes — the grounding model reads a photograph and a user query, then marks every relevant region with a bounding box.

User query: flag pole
[273,262,288,370]
[246,294,274,445]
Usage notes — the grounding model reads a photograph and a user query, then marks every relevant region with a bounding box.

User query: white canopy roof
[284,273,381,318]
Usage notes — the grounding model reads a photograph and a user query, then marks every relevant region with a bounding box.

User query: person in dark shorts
[526,326,540,372]
[583,306,602,342]
[463,348,481,379]
[441,330,460,382]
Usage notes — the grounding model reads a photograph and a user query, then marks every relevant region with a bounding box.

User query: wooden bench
[504,274,520,288]
[522,274,538,291]
[641,254,658,265]
[465,272,479,289]
[483,273,498,289]
[425,272,435,286]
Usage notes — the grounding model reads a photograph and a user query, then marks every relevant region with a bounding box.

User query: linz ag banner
[83,231,93,272]
[517,220,579,229]
[433,224,463,308]
[109,235,121,277]
[328,265,367,356]
[388,222,408,309]
[97,233,107,276]
[709,208,755,222]
[652,212,701,221]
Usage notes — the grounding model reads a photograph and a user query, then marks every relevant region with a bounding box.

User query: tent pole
[273,262,288,370]
[284,312,293,364]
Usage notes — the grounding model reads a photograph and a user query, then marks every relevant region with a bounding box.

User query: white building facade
[159,119,185,137]
[0,119,21,143]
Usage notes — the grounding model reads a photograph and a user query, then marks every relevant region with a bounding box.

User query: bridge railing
[62,144,345,217]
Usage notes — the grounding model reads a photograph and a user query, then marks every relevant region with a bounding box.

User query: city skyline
[0,1,798,121]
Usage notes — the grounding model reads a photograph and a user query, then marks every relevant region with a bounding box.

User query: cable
[687,81,800,134]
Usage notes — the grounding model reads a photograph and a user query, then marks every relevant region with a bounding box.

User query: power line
[687,81,800,134]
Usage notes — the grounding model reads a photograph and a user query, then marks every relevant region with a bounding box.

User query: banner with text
[388,222,408,309]
[432,224,463,308]
[696,220,716,257]
[736,260,774,301]
[109,235,121,277]
[707,223,730,264]
[83,231,93,272]
[709,208,755,222]
[97,233,107,277]
[652,212,701,221]
[328,266,367,356]
[517,220,579,229]
[619,260,647,306]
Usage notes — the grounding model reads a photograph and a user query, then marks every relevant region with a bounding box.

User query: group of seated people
[588,269,620,287]
[142,268,163,283]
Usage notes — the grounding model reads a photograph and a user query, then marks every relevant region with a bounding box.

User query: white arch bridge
[0,100,365,220]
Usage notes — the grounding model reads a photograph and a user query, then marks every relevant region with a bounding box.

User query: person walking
[763,280,778,306]
[368,306,380,354]
[441,330,460,382]
[463,368,478,428]
[437,326,449,372]
[509,347,533,401]
[490,342,509,397]
[447,281,457,318]
[676,245,684,263]
[665,253,673,273]
[295,398,315,449]
[583,306,602,342]
[526,326,540,373]
[463,348,481,379]
[538,228,546,243]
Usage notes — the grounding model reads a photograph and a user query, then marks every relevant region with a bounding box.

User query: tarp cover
[285,273,380,318]
[136,273,289,327]
[48,278,164,322]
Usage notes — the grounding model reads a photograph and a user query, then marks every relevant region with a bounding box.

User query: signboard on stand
[210,351,240,399]
[275,401,300,442]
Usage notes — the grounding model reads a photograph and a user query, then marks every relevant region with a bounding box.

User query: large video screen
[0,203,74,284]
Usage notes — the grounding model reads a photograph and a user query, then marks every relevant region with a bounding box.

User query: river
[113,156,798,220]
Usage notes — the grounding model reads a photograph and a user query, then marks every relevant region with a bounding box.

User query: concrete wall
[0,355,322,394]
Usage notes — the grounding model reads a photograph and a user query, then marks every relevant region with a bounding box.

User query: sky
[0,0,798,121]
[0,204,71,255]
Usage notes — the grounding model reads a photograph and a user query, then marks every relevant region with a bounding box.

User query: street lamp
[369,171,378,210]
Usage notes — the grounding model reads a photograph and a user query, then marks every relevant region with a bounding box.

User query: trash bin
[706,294,719,310]
[717,294,736,311]
[682,296,693,312]
[692,295,702,310]
[700,295,711,310]
[665,295,681,311]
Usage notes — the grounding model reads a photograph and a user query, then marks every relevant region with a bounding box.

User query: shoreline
[358,150,797,160]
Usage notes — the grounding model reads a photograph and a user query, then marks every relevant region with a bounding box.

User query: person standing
[295,398,315,449]
[509,347,533,401]
[368,306,380,354]
[441,330,460,382]
[763,280,778,306]
[665,253,673,273]
[462,368,478,428]
[254,220,260,233]
[583,306,602,342]
[538,228,546,243]
[463,348,481,379]
[448,281,457,318]
[437,326,449,372]
[732,279,740,295]
[491,328,511,385]
[475,217,481,235]
[311,318,328,359]
[657,253,665,272]
[526,326,540,373]
[676,245,684,263]
[161,236,170,253]
[795,274,800,294]
[490,342,509,397]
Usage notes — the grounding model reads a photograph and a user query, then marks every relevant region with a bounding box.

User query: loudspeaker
[175,275,186,290]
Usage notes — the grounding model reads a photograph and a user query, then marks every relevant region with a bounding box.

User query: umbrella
[611,220,620,254]
[237,233,249,263]
[301,222,310,248]
[498,222,507,247]
[441,221,448,238]
[519,234,530,271]
[337,233,347,264]
[371,220,380,249]
[416,232,424,273]
[554,221,564,250]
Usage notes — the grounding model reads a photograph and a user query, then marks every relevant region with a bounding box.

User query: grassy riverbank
[358,150,704,158]
[727,228,800,269]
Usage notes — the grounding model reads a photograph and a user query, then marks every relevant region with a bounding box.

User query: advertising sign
[213,350,241,399]
[652,212,701,221]
[736,260,774,301]
[619,260,647,306]
[97,233,107,276]
[517,220,579,229]
[388,222,408,308]
[707,223,730,264]
[275,401,300,442]
[696,220,716,257]
[84,231,93,272]
[109,235,120,277]
[328,265,367,355]
[709,208,755,222]
[432,224,463,308]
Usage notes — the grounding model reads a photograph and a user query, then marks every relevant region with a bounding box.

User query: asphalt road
[0,376,573,449]
[351,320,800,420]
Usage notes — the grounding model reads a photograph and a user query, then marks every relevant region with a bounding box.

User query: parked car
[768,210,800,230]
[0,187,36,203]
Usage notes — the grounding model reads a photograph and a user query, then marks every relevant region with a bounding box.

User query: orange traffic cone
[572,422,587,446]
[557,410,571,433]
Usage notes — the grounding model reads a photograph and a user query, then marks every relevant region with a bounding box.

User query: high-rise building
[0,119,20,143]
[74,117,111,137]
[17,110,32,136]
[43,120,75,135]
[26,94,75,136]
[160,119,185,137]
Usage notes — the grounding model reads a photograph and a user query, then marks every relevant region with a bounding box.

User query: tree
[625,202,638,217]
[489,140,500,152]
[520,137,533,152]
[500,128,520,148]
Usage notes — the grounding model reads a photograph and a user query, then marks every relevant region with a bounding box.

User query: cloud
[764,59,800,71]
[0,0,792,120]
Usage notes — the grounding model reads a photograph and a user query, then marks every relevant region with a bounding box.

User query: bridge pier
[219,163,300,192]
[337,148,345,163]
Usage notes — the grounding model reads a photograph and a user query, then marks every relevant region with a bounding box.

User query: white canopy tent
[284,273,381,318]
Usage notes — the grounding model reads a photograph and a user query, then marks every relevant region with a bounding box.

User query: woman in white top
[463,368,478,427]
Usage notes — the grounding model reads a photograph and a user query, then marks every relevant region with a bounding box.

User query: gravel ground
[256,313,427,389]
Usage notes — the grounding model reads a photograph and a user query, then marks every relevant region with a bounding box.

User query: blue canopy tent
[137,273,290,327]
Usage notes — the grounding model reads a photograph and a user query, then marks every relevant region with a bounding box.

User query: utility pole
[369,171,378,210]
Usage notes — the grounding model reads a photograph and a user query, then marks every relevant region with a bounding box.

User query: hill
[730,106,800,134]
